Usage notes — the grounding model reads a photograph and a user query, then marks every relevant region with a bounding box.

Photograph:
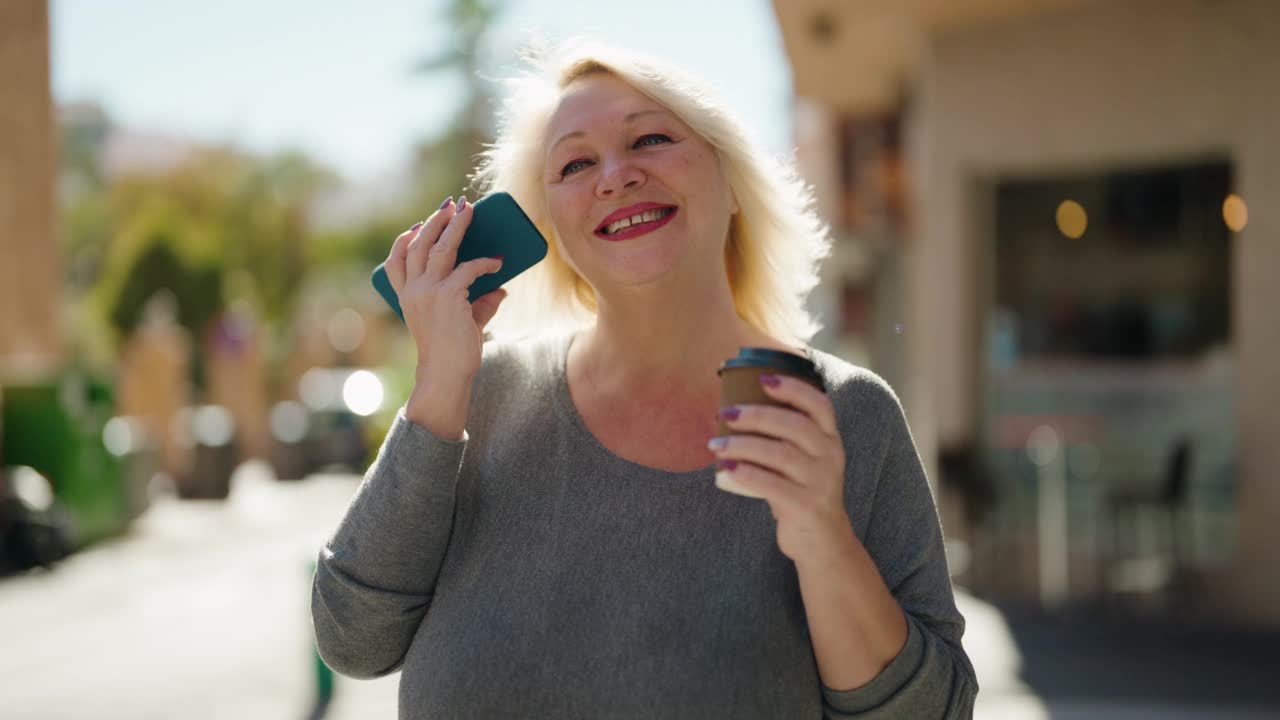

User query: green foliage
[91,196,224,343]
[309,217,415,273]
[82,147,338,352]
[63,0,509,390]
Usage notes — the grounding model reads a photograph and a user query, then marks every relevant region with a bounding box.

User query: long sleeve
[822,378,979,718]
[310,408,469,679]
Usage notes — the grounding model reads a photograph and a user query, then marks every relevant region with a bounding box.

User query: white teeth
[604,208,671,234]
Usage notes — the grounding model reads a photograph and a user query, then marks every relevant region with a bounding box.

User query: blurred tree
[302,0,509,284]
[412,0,506,207]
[92,197,223,346]
[74,140,337,392]
[60,1,510,394]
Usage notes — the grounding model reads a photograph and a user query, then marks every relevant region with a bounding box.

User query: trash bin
[101,415,159,521]
[0,372,132,546]
[269,400,312,481]
[173,405,237,500]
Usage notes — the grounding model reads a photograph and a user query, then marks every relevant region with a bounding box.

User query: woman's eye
[558,135,670,177]
[561,159,592,177]
[634,133,672,148]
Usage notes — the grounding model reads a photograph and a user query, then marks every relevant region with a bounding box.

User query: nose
[594,154,644,198]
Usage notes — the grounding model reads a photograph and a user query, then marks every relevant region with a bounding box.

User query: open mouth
[594,205,678,241]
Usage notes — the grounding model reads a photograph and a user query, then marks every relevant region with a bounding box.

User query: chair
[1105,437,1193,607]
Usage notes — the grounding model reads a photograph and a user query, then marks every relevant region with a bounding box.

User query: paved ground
[988,606,1280,719]
[1,462,1276,719]
[960,593,1280,719]
[0,463,397,720]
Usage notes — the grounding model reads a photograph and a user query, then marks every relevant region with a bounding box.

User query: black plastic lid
[719,347,823,388]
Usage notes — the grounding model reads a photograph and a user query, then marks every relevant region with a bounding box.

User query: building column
[0,0,62,371]
[1227,131,1280,627]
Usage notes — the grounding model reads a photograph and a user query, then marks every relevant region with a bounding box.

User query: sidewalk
[3,462,1273,719]
[961,590,1280,719]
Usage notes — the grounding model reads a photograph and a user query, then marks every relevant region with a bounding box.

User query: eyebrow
[548,109,668,154]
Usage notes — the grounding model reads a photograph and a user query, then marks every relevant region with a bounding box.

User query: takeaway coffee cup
[716,347,825,438]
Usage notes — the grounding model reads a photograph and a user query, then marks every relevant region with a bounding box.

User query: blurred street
[0,464,398,720]
[1,462,1275,719]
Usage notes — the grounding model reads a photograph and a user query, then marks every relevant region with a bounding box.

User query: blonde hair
[473,39,831,347]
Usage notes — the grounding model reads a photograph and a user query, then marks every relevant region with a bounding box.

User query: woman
[313,40,977,718]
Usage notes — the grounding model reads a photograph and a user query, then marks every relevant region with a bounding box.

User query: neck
[571,271,788,395]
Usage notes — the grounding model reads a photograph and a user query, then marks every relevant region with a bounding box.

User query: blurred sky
[51,0,794,183]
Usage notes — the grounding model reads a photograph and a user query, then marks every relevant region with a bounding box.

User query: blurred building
[0,0,62,372]
[775,0,1280,625]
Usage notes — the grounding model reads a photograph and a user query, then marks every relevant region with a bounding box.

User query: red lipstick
[594,202,678,241]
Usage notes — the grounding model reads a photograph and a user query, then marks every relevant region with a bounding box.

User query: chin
[575,242,683,286]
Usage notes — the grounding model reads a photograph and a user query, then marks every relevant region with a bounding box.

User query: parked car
[269,367,385,480]
[0,465,72,575]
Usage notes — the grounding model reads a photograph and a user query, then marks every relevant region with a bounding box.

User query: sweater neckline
[551,332,718,484]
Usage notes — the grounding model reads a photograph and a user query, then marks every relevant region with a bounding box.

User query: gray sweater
[312,333,977,718]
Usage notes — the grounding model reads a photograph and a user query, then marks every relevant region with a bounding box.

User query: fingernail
[440,197,453,210]
[493,255,505,261]
[718,459,738,471]
[707,437,728,451]
[759,374,782,388]
[719,407,740,422]
[410,221,424,232]
[715,470,755,497]
[456,196,468,211]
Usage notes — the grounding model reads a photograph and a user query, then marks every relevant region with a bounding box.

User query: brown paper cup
[716,348,824,438]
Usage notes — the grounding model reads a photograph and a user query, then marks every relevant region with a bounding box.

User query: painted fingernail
[707,437,728,451]
[456,196,468,211]
[759,374,781,388]
[716,468,752,497]
[719,407,740,421]
[718,459,738,471]
[493,255,505,261]
[440,197,453,210]
[410,221,424,232]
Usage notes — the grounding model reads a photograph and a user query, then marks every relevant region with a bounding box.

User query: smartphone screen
[371,192,548,322]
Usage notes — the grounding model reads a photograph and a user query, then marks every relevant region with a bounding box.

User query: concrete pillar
[206,308,271,461]
[117,297,194,479]
[0,0,62,371]
[1226,104,1280,626]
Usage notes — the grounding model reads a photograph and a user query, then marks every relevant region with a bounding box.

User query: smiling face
[542,72,737,297]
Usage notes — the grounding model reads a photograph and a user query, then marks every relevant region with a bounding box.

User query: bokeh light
[102,416,143,457]
[11,466,55,512]
[1223,193,1248,232]
[1055,200,1088,239]
[299,368,339,411]
[327,308,366,354]
[342,370,384,417]
[192,406,235,447]
[269,401,309,443]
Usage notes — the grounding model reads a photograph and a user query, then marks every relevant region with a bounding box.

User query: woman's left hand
[709,374,853,563]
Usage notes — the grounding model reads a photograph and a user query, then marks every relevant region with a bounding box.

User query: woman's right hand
[386,197,506,437]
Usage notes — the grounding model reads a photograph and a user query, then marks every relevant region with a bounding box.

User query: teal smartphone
[371,192,548,322]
